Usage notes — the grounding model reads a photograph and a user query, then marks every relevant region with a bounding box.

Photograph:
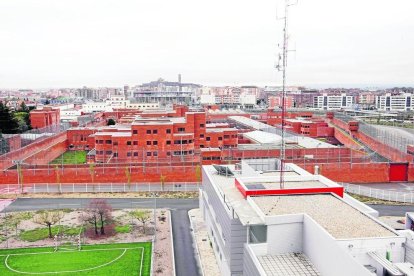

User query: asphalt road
[3,198,198,212]
[369,204,414,217]
[3,197,200,276]
[171,209,201,276]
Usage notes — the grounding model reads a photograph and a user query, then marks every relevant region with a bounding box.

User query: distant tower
[178,74,182,92]
[123,85,129,98]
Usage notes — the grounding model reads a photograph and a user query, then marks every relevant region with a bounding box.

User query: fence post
[47,183,49,193]
[111,183,113,193]
[73,183,75,193]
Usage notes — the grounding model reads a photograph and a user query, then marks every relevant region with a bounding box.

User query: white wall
[267,223,303,254]
[303,215,373,276]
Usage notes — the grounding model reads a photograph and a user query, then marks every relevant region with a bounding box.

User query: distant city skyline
[0,0,413,89]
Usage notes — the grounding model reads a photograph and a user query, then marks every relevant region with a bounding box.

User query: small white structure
[201,159,413,276]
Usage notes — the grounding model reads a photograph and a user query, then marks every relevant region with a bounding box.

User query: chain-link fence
[0,182,199,194]
[335,112,414,154]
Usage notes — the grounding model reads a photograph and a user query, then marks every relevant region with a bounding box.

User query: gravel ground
[189,208,220,276]
[253,194,396,239]
[153,210,174,276]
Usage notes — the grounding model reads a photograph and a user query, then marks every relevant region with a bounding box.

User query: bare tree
[83,199,112,235]
[129,210,151,234]
[160,174,166,191]
[33,211,63,238]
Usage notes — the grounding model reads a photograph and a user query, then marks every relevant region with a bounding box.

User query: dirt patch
[1,191,198,200]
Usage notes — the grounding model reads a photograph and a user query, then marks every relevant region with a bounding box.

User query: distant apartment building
[76,87,102,100]
[313,93,354,110]
[267,95,294,109]
[375,93,414,111]
[357,92,376,106]
[200,86,257,108]
[30,107,60,129]
[82,97,159,113]
[131,77,201,105]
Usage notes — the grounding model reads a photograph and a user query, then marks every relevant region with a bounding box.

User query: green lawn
[50,151,87,165]
[19,226,84,242]
[0,242,152,275]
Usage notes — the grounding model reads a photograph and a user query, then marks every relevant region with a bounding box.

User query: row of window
[202,156,221,160]
[96,150,194,157]
[97,140,194,146]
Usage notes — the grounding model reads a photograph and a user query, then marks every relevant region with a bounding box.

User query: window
[147,141,151,145]
[133,152,138,157]
[200,124,205,128]
[113,152,118,157]
[105,151,112,155]
[166,140,171,145]
[153,151,158,156]
[166,129,171,134]
[113,141,118,146]
[174,140,181,145]
[127,152,132,157]
[127,141,132,145]
[200,134,204,138]
[153,141,158,145]
[133,141,138,145]
[206,137,211,141]
[224,135,229,139]
[178,127,185,132]
[146,152,151,156]
[133,130,138,134]
[167,152,171,156]
[218,137,222,141]
[146,130,151,134]
[153,130,158,134]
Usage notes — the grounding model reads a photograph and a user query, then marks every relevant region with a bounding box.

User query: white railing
[0,182,200,194]
[341,183,414,204]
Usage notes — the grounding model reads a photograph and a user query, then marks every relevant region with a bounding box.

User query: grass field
[50,151,87,165]
[0,242,151,275]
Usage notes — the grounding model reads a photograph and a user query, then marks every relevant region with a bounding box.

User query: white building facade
[376,93,414,111]
[313,93,355,110]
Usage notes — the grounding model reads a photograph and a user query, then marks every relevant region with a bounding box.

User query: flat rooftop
[258,253,320,276]
[252,194,396,239]
[244,180,325,190]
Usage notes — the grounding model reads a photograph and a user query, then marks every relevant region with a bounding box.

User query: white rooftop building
[200,159,414,276]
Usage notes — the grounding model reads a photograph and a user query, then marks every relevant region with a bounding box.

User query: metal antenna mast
[276,0,297,189]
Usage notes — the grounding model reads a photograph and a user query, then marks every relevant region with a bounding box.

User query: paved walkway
[189,208,220,276]
[0,199,14,212]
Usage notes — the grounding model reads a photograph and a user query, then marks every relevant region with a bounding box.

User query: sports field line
[0,246,144,257]
[4,249,129,275]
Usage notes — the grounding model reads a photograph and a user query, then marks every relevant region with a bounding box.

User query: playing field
[50,151,87,165]
[0,242,151,275]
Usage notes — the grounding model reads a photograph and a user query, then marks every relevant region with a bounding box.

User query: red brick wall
[0,132,67,170]
[0,165,198,184]
[355,132,414,163]
[299,162,390,183]
[24,140,67,165]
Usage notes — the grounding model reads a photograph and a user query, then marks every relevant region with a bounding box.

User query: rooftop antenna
[276,0,297,189]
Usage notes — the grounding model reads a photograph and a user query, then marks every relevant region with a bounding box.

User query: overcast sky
[0,0,413,89]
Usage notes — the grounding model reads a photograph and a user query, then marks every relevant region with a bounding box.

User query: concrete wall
[303,215,373,276]
[243,244,266,276]
[267,223,303,254]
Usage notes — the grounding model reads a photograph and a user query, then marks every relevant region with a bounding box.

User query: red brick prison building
[30,107,60,129]
[67,111,239,164]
